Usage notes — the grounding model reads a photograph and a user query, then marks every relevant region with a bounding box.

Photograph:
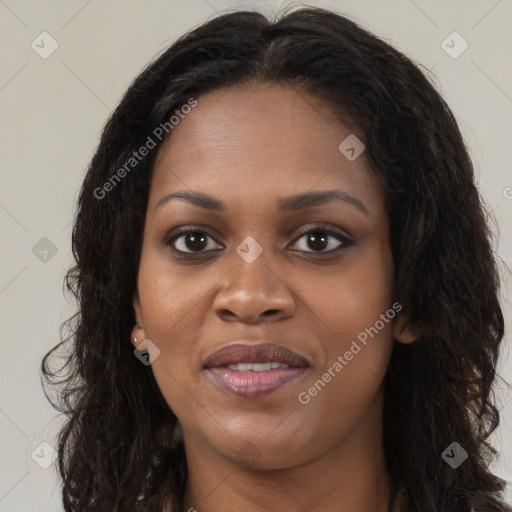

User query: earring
[132,337,138,345]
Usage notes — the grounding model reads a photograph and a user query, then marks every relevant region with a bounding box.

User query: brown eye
[289,226,352,254]
[167,229,222,253]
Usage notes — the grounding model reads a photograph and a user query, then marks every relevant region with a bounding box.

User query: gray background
[0,0,511,509]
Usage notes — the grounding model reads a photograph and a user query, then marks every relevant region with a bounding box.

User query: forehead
[149,83,384,217]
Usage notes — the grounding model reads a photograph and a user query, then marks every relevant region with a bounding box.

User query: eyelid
[289,222,352,242]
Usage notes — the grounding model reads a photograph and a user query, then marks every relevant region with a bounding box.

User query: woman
[41,5,511,511]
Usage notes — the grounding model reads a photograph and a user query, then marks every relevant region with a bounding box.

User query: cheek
[306,244,394,345]
[136,255,208,389]
[300,245,395,406]
[138,250,214,340]
[137,259,208,419]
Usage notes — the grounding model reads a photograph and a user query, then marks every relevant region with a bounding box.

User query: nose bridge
[213,240,294,322]
[232,246,277,295]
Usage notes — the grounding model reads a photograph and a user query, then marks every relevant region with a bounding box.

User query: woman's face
[133,83,411,469]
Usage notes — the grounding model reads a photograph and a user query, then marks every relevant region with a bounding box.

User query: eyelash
[163,223,353,257]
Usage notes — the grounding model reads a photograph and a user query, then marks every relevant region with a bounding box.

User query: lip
[204,342,310,368]
[203,342,310,398]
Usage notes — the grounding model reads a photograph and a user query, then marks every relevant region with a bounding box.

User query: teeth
[233,363,253,371]
[227,362,290,371]
[252,363,272,371]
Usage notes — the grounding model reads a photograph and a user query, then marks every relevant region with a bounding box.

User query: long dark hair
[41,5,511,511]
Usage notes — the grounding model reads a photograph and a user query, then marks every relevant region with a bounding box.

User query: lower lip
[207,367,308,397]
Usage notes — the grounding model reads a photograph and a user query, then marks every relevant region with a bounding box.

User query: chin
[210,430,316,470]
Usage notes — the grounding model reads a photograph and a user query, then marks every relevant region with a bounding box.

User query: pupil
[308,231,327,250]
[183,231,330,252]
[186,232,207,251]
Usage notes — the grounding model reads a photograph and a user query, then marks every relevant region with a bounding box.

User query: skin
[132,82,415,512]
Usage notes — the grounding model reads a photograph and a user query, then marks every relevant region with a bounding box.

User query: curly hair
[41,5,511,512]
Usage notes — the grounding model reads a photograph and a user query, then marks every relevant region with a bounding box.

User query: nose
[213,251,296,324]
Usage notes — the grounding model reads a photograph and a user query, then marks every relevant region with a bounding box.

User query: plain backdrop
[0,0,511,509]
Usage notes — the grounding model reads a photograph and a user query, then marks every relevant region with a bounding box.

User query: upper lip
[203,342,310,368]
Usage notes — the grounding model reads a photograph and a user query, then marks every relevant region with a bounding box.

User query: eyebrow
[153,189,368,216]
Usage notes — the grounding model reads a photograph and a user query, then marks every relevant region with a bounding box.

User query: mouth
[203,342,310,398]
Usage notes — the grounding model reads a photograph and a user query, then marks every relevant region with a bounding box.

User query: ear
[393,313,417,344]
[131,292,147,350]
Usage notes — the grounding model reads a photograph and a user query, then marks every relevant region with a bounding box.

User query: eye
[166,228,223,254]
[164,224,352,256]
[289,225,352,254]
